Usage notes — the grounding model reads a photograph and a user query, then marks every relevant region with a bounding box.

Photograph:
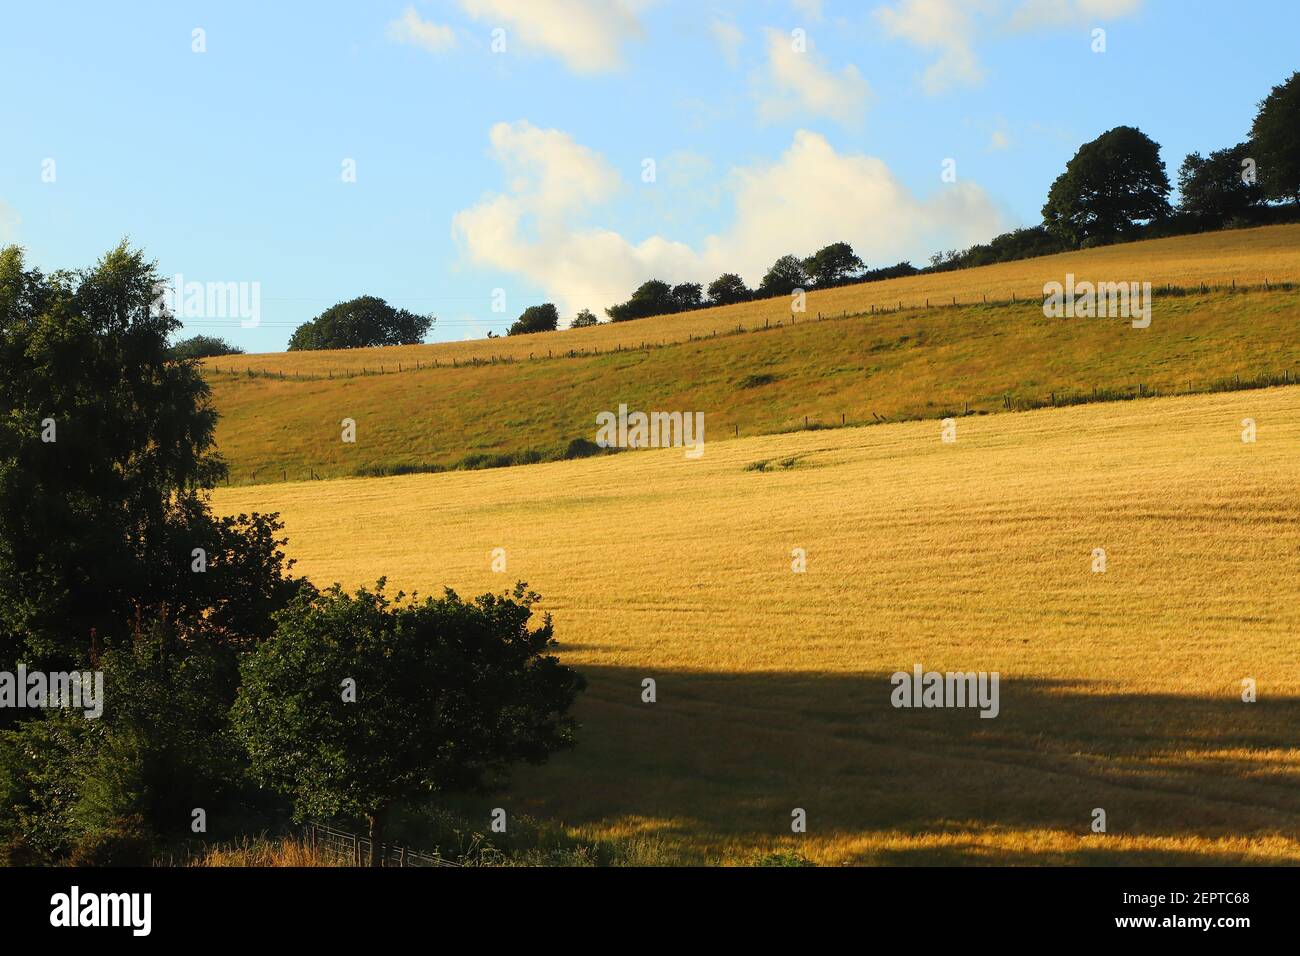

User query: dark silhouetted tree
[170,335,244,360]
[670,282,704,311]
[507,303,559,336]
[707,273,750,305]
[1250,70,1300,205]
[288,296,433,350]
[1177,144,1264,224]
[803,242,864,287]
[758,254,809,298]
[606,279,676,322]
[1042,126,1172,246]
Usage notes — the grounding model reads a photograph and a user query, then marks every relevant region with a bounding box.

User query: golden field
[203,223,1300,376]
[213,386,1300,865]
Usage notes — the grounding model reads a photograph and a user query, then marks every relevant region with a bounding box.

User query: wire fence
[303,821,461,868]
[204,279,1299,383]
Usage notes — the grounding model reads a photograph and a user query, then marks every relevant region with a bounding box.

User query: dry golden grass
[184,837,341,867]
[204,223,1300,375]
[213,386,1300,865]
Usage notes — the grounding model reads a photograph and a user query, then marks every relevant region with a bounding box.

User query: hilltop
[202,225,1300,484]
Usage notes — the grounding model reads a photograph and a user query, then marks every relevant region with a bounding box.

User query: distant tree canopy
[590,71,1296,325]
[1043,126,1172,246]
[507,303,559,336]
[758,254,809,298]
[287,296,433,351]
[606,279,677,322]
[803,242,865,287]
[1177,144,1264,224]
[671,282,704,311]
[1250,70,1300,204]
[170,334,244,360]
[569,308,599,328]
[707,273,750,305]
[233,581,585,866]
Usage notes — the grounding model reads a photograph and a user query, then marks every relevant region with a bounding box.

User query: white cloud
[710,19,744,67]
[458,0,649,73]
[386,6,458,53]
[988,129,1010,150]
[874,0,986,94]
[758,28,871,126]
[452,123,1005,319]
[875,0,1142,92]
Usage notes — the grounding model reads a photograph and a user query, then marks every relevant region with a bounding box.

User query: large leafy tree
[758,254,809,298]
[1042,126,1172,246]
[670,282,704,311]
[287,295,433,350]
[1177,144,1264,224]
[803,242,864,287]
[1250,70,1300,204]
[233,581,585,865]
[0,242,306,860]
[506,303,559,336]
[0,243,218,666]
[707,273,750,306]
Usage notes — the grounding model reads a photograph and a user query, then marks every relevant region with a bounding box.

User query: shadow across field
[499,666,1300,865]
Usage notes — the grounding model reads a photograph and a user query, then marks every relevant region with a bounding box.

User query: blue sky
[0,0,1295,351]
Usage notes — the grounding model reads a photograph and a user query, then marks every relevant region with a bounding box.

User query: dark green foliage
[507,303,559,336]
[1250,70,1300,204]
[569,308,599,328]
[0,241,306,860]
[758,254,810,298]
[606,279,677,322]
[233,581,585,863]
[287,295,433,350]
[670,282,704,311]
[707,273,751,305]
[563,437,603,458]
[0,242,226,667]
[170,334,244,360]
[1177,144,1264,224]
[859,261,920,282]
[0,623,254,862]
[1043,126,1172,246]
[930,228,1066,272]
[66,815,155,866]
[803,241,864,287]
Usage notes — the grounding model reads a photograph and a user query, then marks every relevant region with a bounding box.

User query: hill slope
[213,387,1300,865]
[206,286,1300,483]
[206,223,1300,375]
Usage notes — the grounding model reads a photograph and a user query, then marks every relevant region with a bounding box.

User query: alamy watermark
[595,404,704,459]
[0,666,104,718]
[151,273,261,328]
[890,663,999,718]
[1043,273,1151,329]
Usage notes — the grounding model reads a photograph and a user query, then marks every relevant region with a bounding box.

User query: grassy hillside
[213,386,1300,865]
[206,286,1300,483]
[205,223,1300,375]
